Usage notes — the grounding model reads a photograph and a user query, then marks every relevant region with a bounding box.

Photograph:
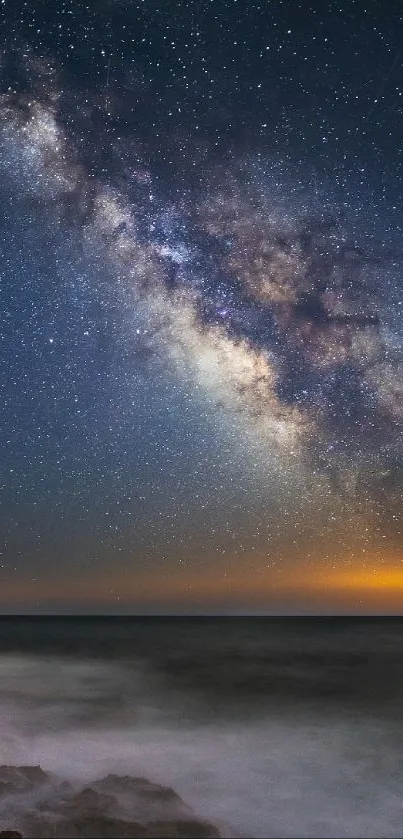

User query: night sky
[1,0,402,613]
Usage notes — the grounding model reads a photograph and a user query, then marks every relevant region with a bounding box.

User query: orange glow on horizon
[0,554,403,610]
[308,565,403,591]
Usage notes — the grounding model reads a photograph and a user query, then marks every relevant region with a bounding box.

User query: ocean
[0,617,403,838]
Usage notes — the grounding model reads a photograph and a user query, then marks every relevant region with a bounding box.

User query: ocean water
[1,617,403,838]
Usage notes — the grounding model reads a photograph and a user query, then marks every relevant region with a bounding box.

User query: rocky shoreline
[0,765,221,838]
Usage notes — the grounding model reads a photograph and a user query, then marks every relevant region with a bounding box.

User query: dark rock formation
[0,765,220,838]
[0,766,49,796]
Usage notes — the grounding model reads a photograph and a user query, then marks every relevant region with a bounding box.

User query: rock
[16,816,219,838]
[65,819,144,838]
[144,819,220,838]
[94,775,182,803]
[0,766,221,838]
[0,765,49,796]
[90,774,193,824]
[20,816,146,838]
[58,787,117,818]
[0,765,73,804]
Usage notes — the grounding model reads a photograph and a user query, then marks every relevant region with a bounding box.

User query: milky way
[1,0,402,611]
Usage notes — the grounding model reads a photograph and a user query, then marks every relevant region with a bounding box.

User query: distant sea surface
[1,617,403,837]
